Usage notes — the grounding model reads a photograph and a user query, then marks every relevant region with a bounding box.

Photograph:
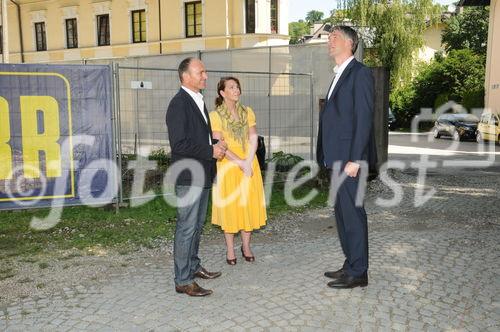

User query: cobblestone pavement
[0,166,499,331]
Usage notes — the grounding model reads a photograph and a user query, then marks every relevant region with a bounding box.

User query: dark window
[65,18,78,48]
[185,1,202,38]
[132,10,146,43]
[97,14,110,46]
[0,26,3,54]
[35,22,47,51]
[270,0,278,34]
[245,0,255,33]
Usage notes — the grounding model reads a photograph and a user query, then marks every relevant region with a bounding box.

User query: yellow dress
[209,107,267,233]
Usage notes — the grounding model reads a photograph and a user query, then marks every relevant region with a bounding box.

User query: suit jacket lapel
[204,104,213,141]
[324,74,336,101]
[327,59,357,103]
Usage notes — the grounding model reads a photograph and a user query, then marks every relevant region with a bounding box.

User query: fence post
[309,74,314,161]
[268,46,272,159]
[134,59,141,155]
[109,63,119,213]
[372,67,390,169]
[113,63,124,206]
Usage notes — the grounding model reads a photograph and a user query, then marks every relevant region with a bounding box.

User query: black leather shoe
[241,246,255,262]
[324,268,345,279]
[194,267,222,279]
[175,282,212,296]
[226,258,237,265]
[327,274,368,289]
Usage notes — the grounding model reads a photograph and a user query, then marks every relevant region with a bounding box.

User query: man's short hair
[331,26,359,55]
[178,57,195,82]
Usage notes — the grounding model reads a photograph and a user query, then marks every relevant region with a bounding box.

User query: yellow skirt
[211,157,267,233]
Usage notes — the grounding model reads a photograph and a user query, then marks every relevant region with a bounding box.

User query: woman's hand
[240,159,253,177]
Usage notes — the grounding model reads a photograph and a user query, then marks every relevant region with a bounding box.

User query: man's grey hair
[331,25,359,55]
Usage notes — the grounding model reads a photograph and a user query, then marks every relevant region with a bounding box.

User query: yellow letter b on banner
[0,97,13,180]
[21,96,62,179]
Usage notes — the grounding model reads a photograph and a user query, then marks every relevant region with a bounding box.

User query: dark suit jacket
[317,59,377,170]
[166,88,216,188]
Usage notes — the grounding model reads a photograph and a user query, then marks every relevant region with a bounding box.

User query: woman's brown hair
[215,76,241,107]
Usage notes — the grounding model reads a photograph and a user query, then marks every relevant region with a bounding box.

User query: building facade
[460,0,499,113]
[484,0,499,113]
[0,0,289,63]
[417,21,447,63]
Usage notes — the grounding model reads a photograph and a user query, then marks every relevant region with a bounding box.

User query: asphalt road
[388,132,500,171]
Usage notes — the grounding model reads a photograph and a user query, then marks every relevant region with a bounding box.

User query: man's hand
[212,145,225,160]
[212,139,227,160]
[344,161,360,177]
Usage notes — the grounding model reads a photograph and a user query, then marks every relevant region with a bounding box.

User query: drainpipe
[225,0,229,49]
[158,0,162,54]
[10,0,23,63]
[1,0,8,63]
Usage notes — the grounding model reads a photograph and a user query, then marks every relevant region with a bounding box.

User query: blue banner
[0,64,115,209]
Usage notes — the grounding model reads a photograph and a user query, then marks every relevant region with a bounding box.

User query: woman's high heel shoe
[226,257,237,265]
[241,246,255,262]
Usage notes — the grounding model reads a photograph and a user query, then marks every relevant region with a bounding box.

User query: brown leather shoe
[194,267,222,279]
[175,282,213,296]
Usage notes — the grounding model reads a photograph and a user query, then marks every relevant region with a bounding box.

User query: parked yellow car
[476,111,500,143]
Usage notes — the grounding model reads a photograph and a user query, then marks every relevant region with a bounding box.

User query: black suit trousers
[334,176,368,278]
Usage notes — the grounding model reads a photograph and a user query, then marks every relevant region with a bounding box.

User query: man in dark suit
[317,26,375,289]
[166,57,227,297]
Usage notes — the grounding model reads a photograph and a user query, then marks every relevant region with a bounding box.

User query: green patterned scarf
[215,102,249,150]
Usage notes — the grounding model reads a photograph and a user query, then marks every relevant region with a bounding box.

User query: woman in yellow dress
[209,77,267,265]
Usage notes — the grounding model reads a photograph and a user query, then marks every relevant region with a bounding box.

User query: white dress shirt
[181,86,211,145]
[182,86,207,122]
[327,56,355,100]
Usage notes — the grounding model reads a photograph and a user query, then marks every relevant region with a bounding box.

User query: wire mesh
[116,66,313,200]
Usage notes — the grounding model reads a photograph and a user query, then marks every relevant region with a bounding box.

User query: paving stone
[1,167,499,330]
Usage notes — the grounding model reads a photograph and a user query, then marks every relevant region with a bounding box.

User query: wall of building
[0,0,289,64]
[418,23,446,63]
[485,0,500,112]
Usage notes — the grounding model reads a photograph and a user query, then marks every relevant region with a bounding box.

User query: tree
[305,10,324,24]
[442,7,489,55]
[324,9,350,25]
[340,0,442,88]
[288,20,310,44]
[391,49,485,127]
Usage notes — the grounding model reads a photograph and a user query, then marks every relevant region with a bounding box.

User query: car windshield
[451,114,479,123]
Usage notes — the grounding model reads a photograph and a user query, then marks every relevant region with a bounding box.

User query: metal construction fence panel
[0,44,388,208]
[0,63,116,210]
[115,65,313,201]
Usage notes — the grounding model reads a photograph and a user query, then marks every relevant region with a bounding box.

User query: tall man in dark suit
[317,26,375,289]
[166,58,227,297]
